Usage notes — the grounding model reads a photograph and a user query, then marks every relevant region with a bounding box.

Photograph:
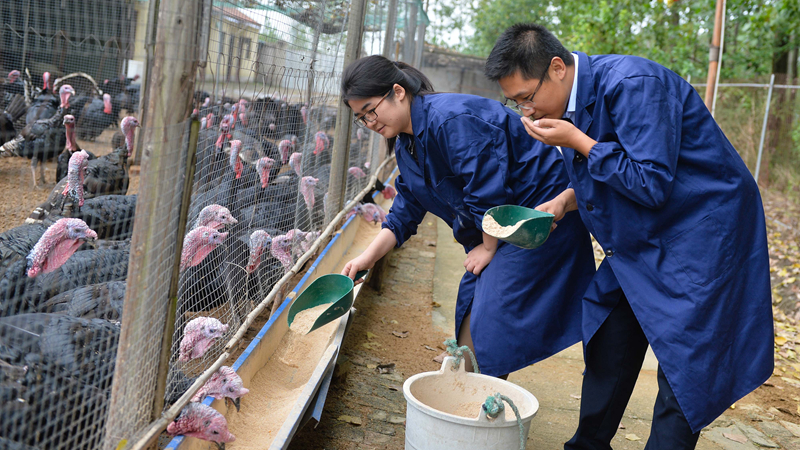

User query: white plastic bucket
[403,356,539,450]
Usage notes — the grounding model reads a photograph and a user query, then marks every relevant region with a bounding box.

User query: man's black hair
[484,23,574,82]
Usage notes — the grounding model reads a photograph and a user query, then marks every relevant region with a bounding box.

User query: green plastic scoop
[482,205,555,249]
[287,270,369,334]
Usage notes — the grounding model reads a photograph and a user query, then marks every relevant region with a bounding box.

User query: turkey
[2,70,25,99]
[36,281,126,321]
[0,313,118,450]
[0,94,26,147]
[167,403,235,450]
[27,116,139,223]
[0,218,132,317]
[24,73,57,124]
[0,85,76,188]
[76,93,120,141]
[55,114,97,183]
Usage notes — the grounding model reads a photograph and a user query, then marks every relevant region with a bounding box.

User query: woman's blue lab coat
[382,93,596,376]
[563,51,773,432]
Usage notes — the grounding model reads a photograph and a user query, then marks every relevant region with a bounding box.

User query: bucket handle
[443,339,480,374]
[483,393,525,450]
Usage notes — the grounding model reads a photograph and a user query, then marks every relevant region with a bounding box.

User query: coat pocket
[665,216,734,287]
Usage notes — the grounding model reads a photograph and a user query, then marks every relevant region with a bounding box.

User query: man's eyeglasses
[506,60,552,112]
[354,90,392,128]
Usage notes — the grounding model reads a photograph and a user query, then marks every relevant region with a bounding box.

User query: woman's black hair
[341,55,435,152]
[484,23,574,82]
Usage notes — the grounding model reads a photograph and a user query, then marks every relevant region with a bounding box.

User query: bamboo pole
[704,0,725,110]
[103,0,204,447]
[710,0,726,117]
[327,0,369,222]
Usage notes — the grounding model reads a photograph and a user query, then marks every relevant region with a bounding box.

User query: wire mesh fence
[0,0,406,449]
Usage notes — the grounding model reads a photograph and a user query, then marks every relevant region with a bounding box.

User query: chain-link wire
[0,1,147,449]
[0,0,408,448]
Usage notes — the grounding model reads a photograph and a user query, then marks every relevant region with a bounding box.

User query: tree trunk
[762,31,792,187]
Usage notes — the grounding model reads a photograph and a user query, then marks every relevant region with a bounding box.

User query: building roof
[214,6,262,28]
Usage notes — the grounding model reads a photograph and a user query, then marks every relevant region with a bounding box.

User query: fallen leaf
[777,406,799,417]
[433,351,447,364]
[624,434,641,441]
[390,319,398,324]
[722,432,748,444]
[388,384,402,391]
[392,331,409,338]
[337,415,362,426]
[366,332,377,340]
[730,403,736,409]
[569,394,581,400]
[781,420,800,437]
[777,336,789,346]
[763,381,775,387]
[618,423,626,429]
[781,377,800,388]
[431,301,442,307]
[423,345,437,352]
[366,363,378,369]
[377,363,396,374]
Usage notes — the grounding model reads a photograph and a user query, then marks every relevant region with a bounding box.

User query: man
[485,23,773,450]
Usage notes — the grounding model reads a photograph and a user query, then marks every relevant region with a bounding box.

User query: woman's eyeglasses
[354,90,392,128]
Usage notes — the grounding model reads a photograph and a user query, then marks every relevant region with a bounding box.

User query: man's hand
[464,244,497,275]
[521,117,597,156]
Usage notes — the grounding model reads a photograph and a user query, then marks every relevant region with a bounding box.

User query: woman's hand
[341,253,376,285]
[521,117,597,156]
[341,228,398,285]
[464,243,497,276]
[536,189,577,231]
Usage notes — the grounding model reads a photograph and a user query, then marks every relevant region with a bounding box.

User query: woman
[340,55,595,377]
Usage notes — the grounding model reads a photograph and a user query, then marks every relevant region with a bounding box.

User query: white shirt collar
[564,53,579,118]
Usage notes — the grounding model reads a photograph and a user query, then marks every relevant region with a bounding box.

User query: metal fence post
[327,0,368,222]
[103,0,204,446]
[755,73,775,183]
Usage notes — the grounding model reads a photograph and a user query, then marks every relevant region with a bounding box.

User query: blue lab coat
[382,93,596,376]
[563,52,773,432]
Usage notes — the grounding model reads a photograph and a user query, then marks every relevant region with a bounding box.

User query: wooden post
[103,0,204,447]
[704,0,724,110]
[132,0,160,166]
[327,0,368,222]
